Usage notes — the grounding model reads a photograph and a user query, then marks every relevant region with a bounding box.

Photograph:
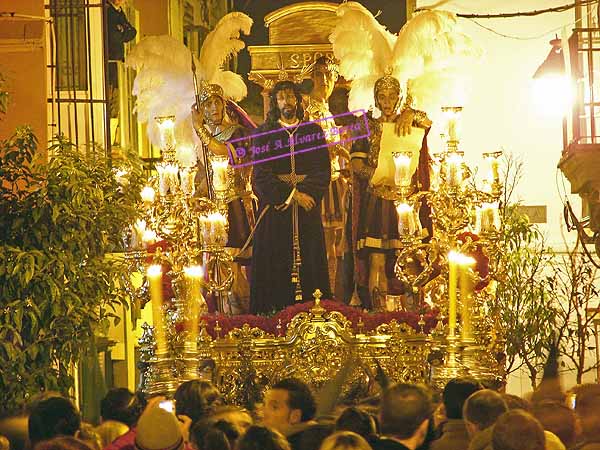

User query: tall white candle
[147,264,167,354]
[183,265,204,351]
[459,255,476,340]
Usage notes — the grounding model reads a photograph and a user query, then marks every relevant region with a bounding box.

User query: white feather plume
[198,12,253,101]
[126,35,196,147]
[393,10,481,116]
[125,12,252,149]
[330,1,396,96]
[331,5,481,118]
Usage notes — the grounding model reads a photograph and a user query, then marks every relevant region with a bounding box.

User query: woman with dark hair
[96,389,143,447]
[28,397,81,448]
[249,80,332,314]
[174,380,222,424]
[236,426,291,450]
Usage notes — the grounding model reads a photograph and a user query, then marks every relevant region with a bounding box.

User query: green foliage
[495,203,557,387]
[551,246,600,384]
[0,127,143,415]
[492,154,557,388]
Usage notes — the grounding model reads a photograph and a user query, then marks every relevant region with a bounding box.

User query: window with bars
[50,0,88,91]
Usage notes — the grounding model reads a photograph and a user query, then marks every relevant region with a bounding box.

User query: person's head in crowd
[573,384,600,440]
[295,423,334,450]
[75,424,101,450]
[531,401,577,448]
[380,383,432,450]
[100,388,144,427]
[502,394,532,412]
[190,418,238,450]
[0,435,9,450]
[492,410,545,450]
[262,378,317,434]
[236,426,291,450]
[33,436,94,450]
[208,406,252,436]
[94,419,129,448]
[335,407,377,441]
[28,397,81,447]
[463,389,508,436]
[319,431,372,450]
[134,407,184,450]
[173,380,221,424]
[443,377,483,420]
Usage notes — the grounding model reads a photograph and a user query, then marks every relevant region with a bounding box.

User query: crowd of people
[1,375,599,450]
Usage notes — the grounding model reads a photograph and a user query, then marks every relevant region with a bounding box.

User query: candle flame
[147,264,162,276]
[184,265,203,277]
[141,186,156,203]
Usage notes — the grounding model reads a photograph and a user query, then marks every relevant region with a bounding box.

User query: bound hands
[293,190,316,211]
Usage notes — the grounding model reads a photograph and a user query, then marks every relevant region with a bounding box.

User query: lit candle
[445,152,463,188]
[477,202,499,234]
[140,186,156,204]
[147,264,167,354]
[208,212,228,246]
[447,251,460,336]
[165,163,179,193]
[176,144,197,168]
[142,229,157,248]
[442,107,462,142]
[199,214,211,245]
[392,152,413,187]
[210,156,229,192]
[459,255,476,340]
[183,265,204,351]
[396,202,416,236]
[179,167,197,197]
[156,116,176,151]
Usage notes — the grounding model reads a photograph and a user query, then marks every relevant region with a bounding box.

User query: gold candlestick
[147,264,167,355]
[447,251,460,336]
[459,255,476,340]
[183,265,204,352]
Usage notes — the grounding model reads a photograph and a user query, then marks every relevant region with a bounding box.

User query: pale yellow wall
[133,0,170,37]
[0,0,47,145]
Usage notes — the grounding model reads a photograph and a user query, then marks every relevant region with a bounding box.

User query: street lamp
[532,35,573,150]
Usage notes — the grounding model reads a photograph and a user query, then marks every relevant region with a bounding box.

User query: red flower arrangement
[182,300,438,339]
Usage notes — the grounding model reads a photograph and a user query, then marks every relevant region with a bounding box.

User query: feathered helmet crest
[126,12,253,147]
[330,2,481,117]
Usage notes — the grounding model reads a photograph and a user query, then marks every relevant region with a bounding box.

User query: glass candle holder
[210,155,229,193]
[396,202,420,236]
[444,152,464,188]
[179,167,197,197]
[392,152,413,188]
[476,202,500,234]
[155,115,176,153]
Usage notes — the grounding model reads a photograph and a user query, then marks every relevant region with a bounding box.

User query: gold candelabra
[126,115,239,390]
[392,106,505,387]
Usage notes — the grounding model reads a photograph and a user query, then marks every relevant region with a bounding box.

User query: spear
[191,50,214,201]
